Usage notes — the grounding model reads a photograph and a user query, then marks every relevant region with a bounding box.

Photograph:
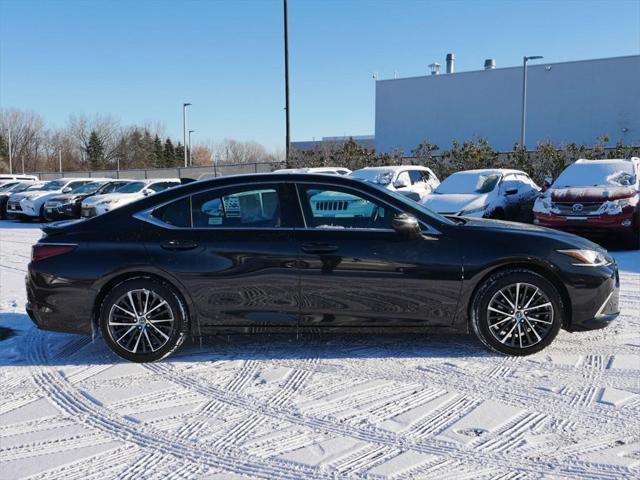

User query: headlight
[533,196,553,213]
[557,249,609,266]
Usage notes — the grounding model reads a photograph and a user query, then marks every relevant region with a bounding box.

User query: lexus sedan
[26,173,620,362]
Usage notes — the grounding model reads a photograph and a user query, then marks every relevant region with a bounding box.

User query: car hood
[549,186,637,202]
[459,217,604,251]
[11,190,61,202]
[423,193,487,213]
[83,192,139,205]
[46,194,78,203]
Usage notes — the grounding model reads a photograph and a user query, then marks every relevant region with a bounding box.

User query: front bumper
[534,210,636,234]
[563,261,620,332]
[44,202,80,220]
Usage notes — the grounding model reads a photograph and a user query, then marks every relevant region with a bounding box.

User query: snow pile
[1,222,640,479]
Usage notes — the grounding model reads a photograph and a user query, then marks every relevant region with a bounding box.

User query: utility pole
[183,103,191,168]
[188,130,195,166]
[521,55,543,148]
[283,0,291,167]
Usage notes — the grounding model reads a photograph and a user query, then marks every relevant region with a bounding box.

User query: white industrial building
[375,55,640,154]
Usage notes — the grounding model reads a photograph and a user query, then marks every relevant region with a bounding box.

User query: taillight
[31,244,76,262]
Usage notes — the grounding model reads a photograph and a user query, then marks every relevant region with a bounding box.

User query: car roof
[447,168,526,176]
[352,165,430,172]
[574,158,636,165]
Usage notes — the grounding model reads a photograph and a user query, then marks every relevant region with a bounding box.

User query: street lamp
[3,127,12,174]
[521,55,544,148]
[283,0,291,167]
[182,103,191,168]
[188,130,195,166]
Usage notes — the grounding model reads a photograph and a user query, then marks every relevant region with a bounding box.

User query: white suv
[350,166,440,202]
[7,178,95,221]
[81,179,181,218]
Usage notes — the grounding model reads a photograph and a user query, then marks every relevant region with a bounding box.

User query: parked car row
[302,158,638,247]
[1,177,183,222]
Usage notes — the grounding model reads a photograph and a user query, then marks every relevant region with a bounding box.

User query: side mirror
[394,178,409,189]
[392,213,422,239]
[142,189,152,196]
[62,187,72,193]
[505,188,518,196]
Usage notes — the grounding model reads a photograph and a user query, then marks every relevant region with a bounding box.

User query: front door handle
[161,240,199,251]
[301,242,339,254]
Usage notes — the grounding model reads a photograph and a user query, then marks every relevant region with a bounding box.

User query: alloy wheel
[107,289,175,354]
[486,282,554,349]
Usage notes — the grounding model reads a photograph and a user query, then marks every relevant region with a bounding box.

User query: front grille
[314,200,349,211]
[555,202,603,216]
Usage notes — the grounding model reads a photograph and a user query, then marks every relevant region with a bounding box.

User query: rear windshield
[554,161,636,188]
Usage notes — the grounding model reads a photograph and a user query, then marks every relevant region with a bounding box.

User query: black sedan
[26,173,620,362]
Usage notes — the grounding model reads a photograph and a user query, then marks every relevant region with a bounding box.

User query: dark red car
[534,158,640,248]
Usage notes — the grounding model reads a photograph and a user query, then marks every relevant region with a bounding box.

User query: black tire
[99,278,188,362]
[628,212,640,250]
[471,269,563,356]
[39,205,48,223]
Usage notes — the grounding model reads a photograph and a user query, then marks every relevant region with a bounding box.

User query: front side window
[298,185,393,229]
[192,187,281,228]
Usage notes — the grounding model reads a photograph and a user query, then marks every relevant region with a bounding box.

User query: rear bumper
[25,270,94,335]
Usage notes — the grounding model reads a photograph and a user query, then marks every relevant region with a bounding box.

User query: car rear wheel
[99,278,188,362]
[471,269,563,355]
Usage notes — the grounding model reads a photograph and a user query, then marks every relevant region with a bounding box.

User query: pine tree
[175,142,185,167]
[153,135,164,168]
[86,130,105,170]
[164,138,176,167]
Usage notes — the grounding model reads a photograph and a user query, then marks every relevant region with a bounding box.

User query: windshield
[116,181,146,193]
[41,180,67,191]
[553,161,636,188]
[380,186,455,226]
[71,182,103,194]
[435,172,501,194]
[0,182,19,192]
[26,184,44,191]
[351,169,394,185]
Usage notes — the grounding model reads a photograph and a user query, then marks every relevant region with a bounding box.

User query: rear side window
[408,170,426,184]
[151,197,191,227]
[192,187,281,228]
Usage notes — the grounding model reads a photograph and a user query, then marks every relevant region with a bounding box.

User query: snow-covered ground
[1,221,639,480]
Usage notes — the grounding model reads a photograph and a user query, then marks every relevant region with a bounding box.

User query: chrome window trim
[133,178,441,235]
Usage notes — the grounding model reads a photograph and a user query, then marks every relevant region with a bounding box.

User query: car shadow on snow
[0,312,497,367]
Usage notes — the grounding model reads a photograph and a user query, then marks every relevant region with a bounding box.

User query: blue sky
[1,0,639,149]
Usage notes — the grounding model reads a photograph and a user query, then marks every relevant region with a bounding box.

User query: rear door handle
[161,240,199,251]
[301,242,339,254]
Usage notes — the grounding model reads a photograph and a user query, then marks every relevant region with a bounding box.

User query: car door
[141,182,301,332]
[294,182,462,327]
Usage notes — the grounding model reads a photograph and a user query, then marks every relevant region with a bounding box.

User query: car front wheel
[99,278,188,362]
[471,269,563,355]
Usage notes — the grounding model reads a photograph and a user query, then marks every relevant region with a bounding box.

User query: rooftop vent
[429,62,441,75]
[446,53,455,74]
[484,59,496,70]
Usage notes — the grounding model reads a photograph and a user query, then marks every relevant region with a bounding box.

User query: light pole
[59,148,62,173]
[182,103,191,167]
[521,55,543,148]
[188,130,195,166]
[283,0,291,167]
[4,127,12,174]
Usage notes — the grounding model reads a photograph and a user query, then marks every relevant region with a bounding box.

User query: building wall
[375,55,640,154]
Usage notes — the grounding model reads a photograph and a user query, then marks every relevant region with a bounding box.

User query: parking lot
[1,220,639,479]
